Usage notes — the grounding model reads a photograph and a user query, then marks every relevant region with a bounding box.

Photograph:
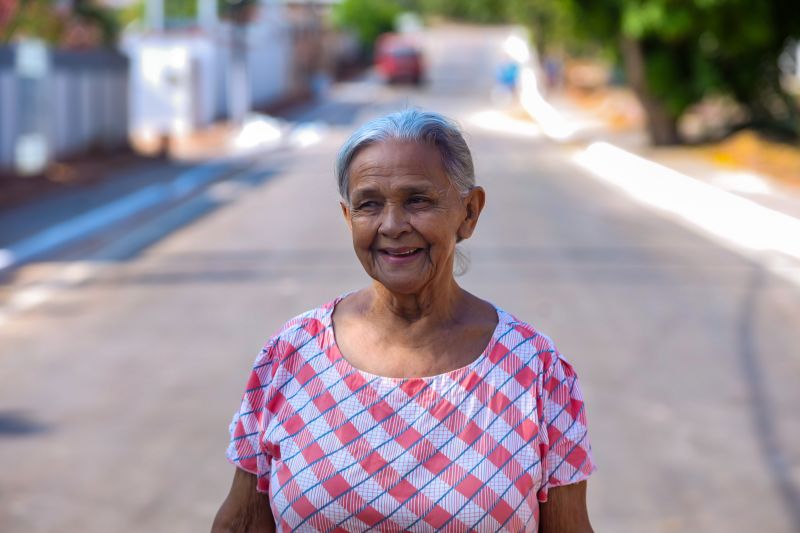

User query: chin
[372,277,428,295]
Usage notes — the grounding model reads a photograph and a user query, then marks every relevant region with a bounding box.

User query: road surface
[1,25,799,533]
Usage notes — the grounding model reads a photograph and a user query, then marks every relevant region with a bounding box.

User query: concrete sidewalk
[513,74,800,287]
[0,149,248,275]
[543,89,800,221]
[1,158,195,246]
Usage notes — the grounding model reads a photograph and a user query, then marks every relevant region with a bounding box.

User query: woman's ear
[340,201,353,230]
[457,186,486,241]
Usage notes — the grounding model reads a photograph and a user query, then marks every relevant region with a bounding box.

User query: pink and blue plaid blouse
[227,296,595,532]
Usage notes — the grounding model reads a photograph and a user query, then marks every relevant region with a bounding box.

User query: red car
[374,33,425,85]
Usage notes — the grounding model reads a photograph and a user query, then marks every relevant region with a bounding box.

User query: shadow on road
[95,167,282,262]
[0,410,51,437]
[739,266,800,530]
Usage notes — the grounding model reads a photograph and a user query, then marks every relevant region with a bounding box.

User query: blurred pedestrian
[544,56,563,91]
[212,109,596,532]
[493,60,520,105]
[498,60,520,92]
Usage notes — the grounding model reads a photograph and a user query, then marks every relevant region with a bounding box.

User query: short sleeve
[226,339,278,493]
[537,347,596,502]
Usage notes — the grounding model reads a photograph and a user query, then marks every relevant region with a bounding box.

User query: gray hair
[336,109,475,201]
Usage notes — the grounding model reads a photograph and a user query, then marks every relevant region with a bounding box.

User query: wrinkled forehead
[348,139,445,176]
[346,140,453,196]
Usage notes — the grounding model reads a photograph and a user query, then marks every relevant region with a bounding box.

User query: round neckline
[326,292,505,384]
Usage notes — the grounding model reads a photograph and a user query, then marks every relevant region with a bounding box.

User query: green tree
[1,0,64,44]
[160,0,257,27]
[219,0,259,25]
[332,0,402,52]
[570,0,800,144]
[504,0,574,60]
[418,0,505,24]
[1,0,121,46]
[412,0,800,145]
[74,0,120,46]
[414,0,581,67]
[163,0,196,24]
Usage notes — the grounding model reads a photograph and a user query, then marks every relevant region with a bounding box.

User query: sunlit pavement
[510,48,800,280]
[1,24,799,533]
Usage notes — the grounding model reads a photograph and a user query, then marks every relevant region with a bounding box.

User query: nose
[378,202,411,239]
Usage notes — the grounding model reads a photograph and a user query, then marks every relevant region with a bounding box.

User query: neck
[368,277,464,325]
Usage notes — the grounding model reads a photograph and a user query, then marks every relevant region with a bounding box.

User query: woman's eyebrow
[351,183,439,198]
[350,187,379,200]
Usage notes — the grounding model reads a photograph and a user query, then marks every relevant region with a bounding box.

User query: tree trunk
[749,62,800,140]
[620,36,681,145]
[640,97,681,146]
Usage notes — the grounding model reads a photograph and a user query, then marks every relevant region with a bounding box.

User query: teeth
[389,249,417,256]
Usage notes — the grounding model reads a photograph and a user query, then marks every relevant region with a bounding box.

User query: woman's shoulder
[265,298,336,344]
[490,303,563,369]
[255,296,339,364]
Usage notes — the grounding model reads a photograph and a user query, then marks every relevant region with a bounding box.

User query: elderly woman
[213,109,596,532]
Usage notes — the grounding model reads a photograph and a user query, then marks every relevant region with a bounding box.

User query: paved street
[1,25,800,532]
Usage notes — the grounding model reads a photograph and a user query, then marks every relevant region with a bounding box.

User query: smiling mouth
[380,247,423,257]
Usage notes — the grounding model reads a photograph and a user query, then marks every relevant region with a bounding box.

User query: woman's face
[341,139,484,295]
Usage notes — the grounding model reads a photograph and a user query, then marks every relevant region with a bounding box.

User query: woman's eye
[356,200,380,210]
[407,196,431,206]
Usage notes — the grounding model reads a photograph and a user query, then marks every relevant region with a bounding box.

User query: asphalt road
[1,25,800,533]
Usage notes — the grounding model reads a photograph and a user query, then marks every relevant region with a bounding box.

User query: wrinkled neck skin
[364,267,468,337]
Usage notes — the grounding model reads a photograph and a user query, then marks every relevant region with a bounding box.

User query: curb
[0,160,243,275]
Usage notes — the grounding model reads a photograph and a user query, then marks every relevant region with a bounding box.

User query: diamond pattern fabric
[227,295,595,532]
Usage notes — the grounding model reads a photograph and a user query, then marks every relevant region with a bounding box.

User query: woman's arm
[211,468,275,533]
[539,481,593,533]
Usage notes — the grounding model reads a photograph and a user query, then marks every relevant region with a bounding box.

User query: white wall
[0,46,129,171]
[0,71,17,167]
[244,15,292,107]
[123,5,294,137]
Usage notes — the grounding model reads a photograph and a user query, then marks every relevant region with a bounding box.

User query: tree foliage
[570,0,800,143]
[146,0,260,27]
[413,0,800,144]
[1,0,120,47]
[332,0,403,50]
[73,0,120,45]
[418,0,505,24]
[0,0,62,44]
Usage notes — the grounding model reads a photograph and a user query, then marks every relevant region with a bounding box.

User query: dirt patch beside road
[566,86,800,189]
[0,151,161,212]
[698,131,800,189]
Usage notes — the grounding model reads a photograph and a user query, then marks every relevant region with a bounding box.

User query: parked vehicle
[374,33,424,85]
